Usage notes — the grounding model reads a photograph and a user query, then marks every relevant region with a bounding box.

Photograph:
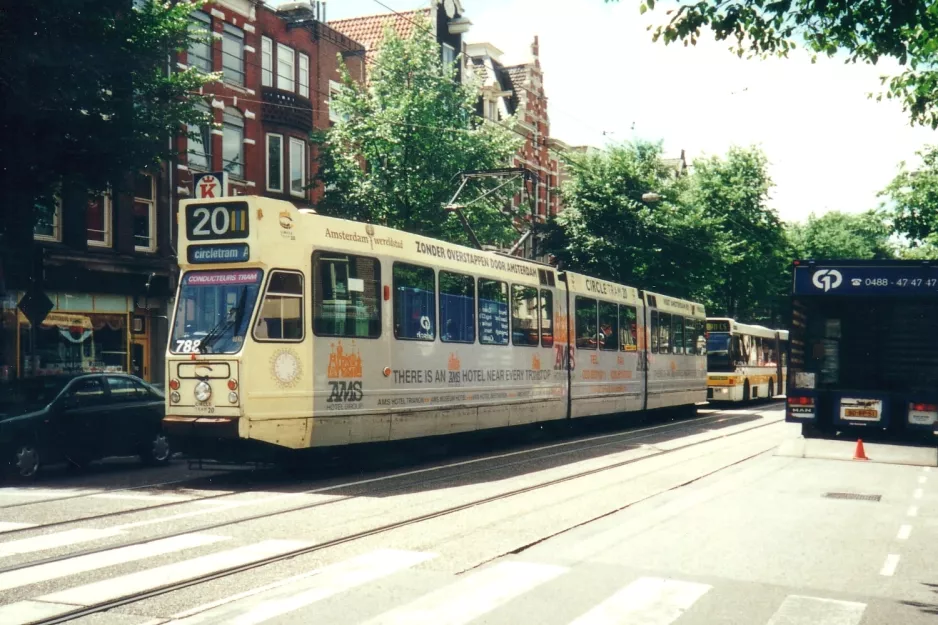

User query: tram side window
[575,297,598,349]
[393,263,436,341]
[650,311,659,353]
[254,270,303,341]
[671,315,684,355]
[511,285,539,347]
[684,317,696,355]
[540,290,554,347]
[312,252,381,338]
[479,279,509,345]
[598,301,618,351]
[658,312,672,354]
[619,305,637,351]
[439,271,475,344]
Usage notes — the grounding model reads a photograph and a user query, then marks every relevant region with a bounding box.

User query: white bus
[162,196,707,462]
[706,318,788,402]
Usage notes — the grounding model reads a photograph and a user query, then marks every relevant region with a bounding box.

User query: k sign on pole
[193,172,230,199]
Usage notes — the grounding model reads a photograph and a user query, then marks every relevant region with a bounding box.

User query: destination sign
[186,202,249,241]
[706,320,730,333]
[794,265,938,296]
[187,243,250,264]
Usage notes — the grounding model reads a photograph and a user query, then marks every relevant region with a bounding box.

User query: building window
[187,11,213,73]
[261,36,273,87]
[266,133,283,192]
[20,313,129,376]
[486,100,497,121]
[289,137,305,197]
[442,43,456,66]
[222,23,244,86]
[134,173,156,252]
[222,107,244,178]
[298,53,309,98]
[277,43,295,92]
[187,102,212,170]
[87,193,112,247]
[34,196,62,242]
[328,80,347,123]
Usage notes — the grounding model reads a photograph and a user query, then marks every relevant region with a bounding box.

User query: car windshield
[0,377,69,410]
[171,269,263,354]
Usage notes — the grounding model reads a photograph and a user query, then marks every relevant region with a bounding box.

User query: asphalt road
[0,402,933,625]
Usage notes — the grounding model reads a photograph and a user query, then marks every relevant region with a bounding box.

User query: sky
[280,0,936,223]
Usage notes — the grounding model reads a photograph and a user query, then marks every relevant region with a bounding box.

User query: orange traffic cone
[853,439,869,461]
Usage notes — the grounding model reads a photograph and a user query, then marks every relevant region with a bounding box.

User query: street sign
[193,171,230,199]
[18,287,54,327]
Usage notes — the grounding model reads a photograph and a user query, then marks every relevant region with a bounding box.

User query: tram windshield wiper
[199,287,248,354]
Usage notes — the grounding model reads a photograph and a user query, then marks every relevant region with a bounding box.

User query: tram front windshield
[171,269,263,354]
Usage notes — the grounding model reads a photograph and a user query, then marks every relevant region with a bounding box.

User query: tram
[705,318,788,402]
[163,196,707,461]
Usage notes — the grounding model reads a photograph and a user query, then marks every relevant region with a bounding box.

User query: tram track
[24,410,785,625]
[0,404,780,540]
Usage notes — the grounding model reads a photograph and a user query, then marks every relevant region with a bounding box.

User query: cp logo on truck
[812,269,843,292]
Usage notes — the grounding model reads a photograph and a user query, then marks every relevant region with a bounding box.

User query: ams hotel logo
[326,342,363,404]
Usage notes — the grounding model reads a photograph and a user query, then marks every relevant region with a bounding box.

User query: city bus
[162,196,707,462]
[787,259,938,440]
[706,318,788,402]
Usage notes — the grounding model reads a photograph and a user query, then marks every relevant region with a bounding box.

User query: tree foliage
[0,0,213,247]
[314,19,522,247]
[880,144,938,245]
[541,141,723,303]
[624,0,938,128]
[787,210,895,260]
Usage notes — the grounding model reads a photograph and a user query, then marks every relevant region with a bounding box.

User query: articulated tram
[163,196,708,461]
[706,318,788,402]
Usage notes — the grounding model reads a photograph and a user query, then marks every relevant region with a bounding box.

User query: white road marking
[924,467,932,473]
[0,600,80,625]
[362,561,566,625]
[897,525,912,541]
[880,554,900,576]
[766,595,866,625]
[91,492,192,503]
[0,488,100,498]
[0,533,230,592]
[0,522,35,534]
[568,577,711,625]
[113,502,246,530]
[908,505,919,517]
[914,488,923,499]
[168,549,436,625]
[918,476,927,485]
[0,528,123,557]
[37,540,310,607]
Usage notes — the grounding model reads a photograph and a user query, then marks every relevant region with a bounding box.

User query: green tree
[787,210,895,260]
[540,141,724,301]
[880,145,938,245]
[625,0,938,128]
[691,146,789,323]
[314,19,522,247]
[0,0,213,253]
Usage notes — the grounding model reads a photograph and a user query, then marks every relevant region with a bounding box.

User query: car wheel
[10,444,41,480]
[142,432,172,466]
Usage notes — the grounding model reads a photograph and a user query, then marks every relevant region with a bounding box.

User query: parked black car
[0,373,170,479]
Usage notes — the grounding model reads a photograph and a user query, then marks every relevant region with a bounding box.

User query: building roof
[328,8,433,56]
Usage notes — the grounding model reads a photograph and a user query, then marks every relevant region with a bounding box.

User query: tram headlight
[194,380,212,403]
[170,391,181,404]
[228,391,239,404]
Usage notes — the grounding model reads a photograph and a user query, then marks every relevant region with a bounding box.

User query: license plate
[845,409,877,417]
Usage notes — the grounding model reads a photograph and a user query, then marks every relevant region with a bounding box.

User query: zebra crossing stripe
[0,528,123,557]
[0,522,35,534]
[361,560,567,625]
[568,577,711,625]
[766,595,866,625]
[167,549,436,625]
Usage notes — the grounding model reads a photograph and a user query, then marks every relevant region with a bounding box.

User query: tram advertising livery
[163,197,708,462]
[787,259,938,441]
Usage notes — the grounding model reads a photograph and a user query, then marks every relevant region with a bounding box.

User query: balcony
[261,87,313,132]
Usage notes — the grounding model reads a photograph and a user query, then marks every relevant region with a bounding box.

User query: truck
[786,259,938,442]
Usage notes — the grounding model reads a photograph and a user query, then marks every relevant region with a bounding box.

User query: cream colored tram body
[706,318,788,402]
[164,197,707,460]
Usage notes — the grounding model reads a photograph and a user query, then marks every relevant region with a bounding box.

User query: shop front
[0,292,156,381]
